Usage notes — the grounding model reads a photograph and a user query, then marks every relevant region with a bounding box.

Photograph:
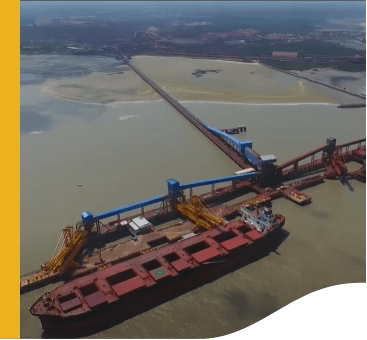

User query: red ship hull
[32,218,285,337]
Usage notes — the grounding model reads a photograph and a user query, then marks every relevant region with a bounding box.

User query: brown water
[20,55,366,338]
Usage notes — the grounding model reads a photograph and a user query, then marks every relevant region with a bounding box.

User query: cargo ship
[30,201,285,335]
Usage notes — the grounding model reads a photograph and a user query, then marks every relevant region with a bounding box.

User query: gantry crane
[176,195,226,231]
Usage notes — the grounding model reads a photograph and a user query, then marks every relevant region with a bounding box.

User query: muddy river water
[20,55,365,338]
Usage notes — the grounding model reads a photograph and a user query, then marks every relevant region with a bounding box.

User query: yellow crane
[176,195,226,231]
[41,226,87,274]
[21,226,88,289]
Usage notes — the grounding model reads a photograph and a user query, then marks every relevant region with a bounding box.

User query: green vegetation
[175,39,364,59]
[234,40,363,57]
[20,41,72,55]
[263,60,366,72]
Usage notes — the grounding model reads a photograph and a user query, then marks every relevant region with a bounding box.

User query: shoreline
[38,84,338,107]
[260,63,366,100]
[22,54,341,106]
[26,54,365,107]
[135,55,260,65]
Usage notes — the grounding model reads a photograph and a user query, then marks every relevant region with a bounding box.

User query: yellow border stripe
[2,0,20,338]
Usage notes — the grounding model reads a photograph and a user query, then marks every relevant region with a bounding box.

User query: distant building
[272,51,298,58]
[224,40,246,45]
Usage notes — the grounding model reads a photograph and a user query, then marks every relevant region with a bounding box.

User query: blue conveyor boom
[95,195,166,220]
[168,171,258,199]
[203,124,252,155]
[82,172,258,224]
[82,195,165,224]
[180,173,256,190]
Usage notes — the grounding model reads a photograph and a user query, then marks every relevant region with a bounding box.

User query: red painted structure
[272,51,299,58]
[279,139,366,181]
[348,146,366,181]
[31,214,285,334]
[278,144,328,171]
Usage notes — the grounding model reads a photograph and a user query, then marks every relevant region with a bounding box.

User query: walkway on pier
[118,54,252,169]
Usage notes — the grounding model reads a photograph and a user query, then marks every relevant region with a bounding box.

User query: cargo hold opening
[106,269,137,286]
[184,241,210,255]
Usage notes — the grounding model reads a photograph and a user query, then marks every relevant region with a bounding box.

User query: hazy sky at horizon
[21,1,366,21]
[20,1,366,28]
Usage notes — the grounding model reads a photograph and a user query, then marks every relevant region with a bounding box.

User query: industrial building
[272,51,298,58]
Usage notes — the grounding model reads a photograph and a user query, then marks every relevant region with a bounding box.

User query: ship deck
[73,202,241,277]
[73,221,196,277]
[31,215,285,321]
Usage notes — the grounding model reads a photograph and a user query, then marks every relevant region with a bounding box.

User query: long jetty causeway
[118,54,252,169]
[117,54,366,182]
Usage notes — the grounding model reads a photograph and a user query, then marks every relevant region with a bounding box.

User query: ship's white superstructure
[240,203,276,234]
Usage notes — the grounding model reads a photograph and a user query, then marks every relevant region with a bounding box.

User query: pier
[118,54,253,169]
[21,55,366,295]
[259,62,367,101]
[117,54,365,184]
[278,138,366,181]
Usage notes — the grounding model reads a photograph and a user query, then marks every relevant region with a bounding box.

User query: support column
[232,180,236,190]
[99,249,103,264]
[96,221,100,234]
[294,162,298,172]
